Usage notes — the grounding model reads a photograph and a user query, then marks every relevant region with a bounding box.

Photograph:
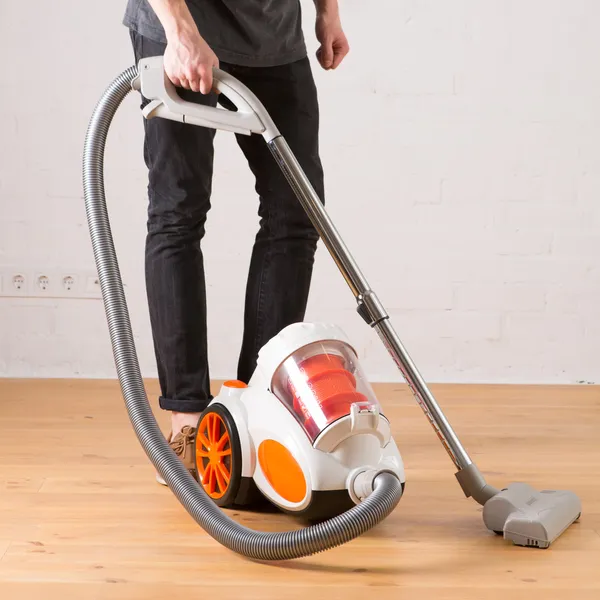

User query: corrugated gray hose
[82,66,403,561]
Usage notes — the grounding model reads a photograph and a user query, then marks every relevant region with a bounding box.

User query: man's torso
[123,0,307,67]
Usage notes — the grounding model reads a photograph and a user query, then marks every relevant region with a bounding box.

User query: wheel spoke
[206,463,216,493]
[218,449,231,457]
[198,431,211,450]
[215,464,227,492]
[211,415,221,444]
[217,432,230,451]
[216,462,231,485]
[201,468,209,486]
[205,414,214,443]
[196,450,209,458]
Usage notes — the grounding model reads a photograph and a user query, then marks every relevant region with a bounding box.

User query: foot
[171,411,202,436]
[156,425,199,486]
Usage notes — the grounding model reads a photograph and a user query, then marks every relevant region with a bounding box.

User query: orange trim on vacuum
[258,439,307,503]
[224,380,248,388]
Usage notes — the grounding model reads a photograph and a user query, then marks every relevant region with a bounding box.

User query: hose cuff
[349,467,400,504]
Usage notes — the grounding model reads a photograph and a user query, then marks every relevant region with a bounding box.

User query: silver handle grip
[134,56,280,141]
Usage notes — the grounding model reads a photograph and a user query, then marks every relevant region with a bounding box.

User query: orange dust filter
[288,352,367,438]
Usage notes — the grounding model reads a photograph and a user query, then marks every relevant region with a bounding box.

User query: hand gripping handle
[133,56,280,141]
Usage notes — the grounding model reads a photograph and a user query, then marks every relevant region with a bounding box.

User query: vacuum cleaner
[82,56,581,560]
[192,321,406,522]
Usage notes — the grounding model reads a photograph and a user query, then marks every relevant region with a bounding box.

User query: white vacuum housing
[193,322,405,520]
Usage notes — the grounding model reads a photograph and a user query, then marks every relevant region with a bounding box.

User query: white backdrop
[1,1,599,384]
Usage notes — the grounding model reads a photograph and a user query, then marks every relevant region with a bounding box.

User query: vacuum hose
[82,66,403,560]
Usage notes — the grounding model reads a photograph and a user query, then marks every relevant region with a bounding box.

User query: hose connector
[349,467,400,504]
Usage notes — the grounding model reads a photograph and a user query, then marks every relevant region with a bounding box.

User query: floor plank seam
[0,543,10,562]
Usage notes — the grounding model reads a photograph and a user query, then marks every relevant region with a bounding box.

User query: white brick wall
[1,1,599,384]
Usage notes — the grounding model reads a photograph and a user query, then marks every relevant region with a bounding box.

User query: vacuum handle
[134,56,280,140]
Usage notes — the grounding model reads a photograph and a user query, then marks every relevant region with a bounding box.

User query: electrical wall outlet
[36,274,51,293]
[62,275,76,291]
[11,273,28,296]
[0,268,108,299]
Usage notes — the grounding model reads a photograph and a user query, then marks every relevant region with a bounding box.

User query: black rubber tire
[193,403,242,508]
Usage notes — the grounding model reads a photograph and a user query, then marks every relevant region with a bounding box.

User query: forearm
[147,0,199,41]
[313,0,339,17]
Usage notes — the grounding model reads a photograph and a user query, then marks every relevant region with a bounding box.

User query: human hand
[315,9,349,70]
[163,24,219,94]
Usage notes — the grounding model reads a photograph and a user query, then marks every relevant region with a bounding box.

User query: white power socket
[0,269,107,299]
[35,274,51,293]
[11,273,28,295]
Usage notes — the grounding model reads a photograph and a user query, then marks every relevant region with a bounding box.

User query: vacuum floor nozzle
[482,482,582,548]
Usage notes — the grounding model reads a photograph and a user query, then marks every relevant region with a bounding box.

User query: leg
[130,31,217,444]
[223,59,324,381]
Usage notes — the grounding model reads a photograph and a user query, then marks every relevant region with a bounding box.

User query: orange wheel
[194,404,241,506]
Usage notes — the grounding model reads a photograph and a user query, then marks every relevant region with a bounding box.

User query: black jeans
[130,31,324,414]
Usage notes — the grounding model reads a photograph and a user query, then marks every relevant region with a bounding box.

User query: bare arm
[313,0,349,69]
[147,0,219,94]
[313,0,339,13]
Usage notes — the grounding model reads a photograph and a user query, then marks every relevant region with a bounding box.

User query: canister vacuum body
[194,322,405,520]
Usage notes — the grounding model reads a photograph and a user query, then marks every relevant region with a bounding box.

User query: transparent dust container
[270,340,381,442]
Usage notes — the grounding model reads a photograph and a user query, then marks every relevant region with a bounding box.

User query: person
[122,0,349,484]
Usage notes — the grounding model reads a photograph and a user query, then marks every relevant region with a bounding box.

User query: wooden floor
[0,379,598,599]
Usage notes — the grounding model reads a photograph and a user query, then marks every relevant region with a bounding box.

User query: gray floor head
[482,482,581,548]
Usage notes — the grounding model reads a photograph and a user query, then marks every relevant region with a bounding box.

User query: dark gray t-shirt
[123,0,307,67]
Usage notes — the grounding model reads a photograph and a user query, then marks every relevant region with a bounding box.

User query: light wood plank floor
[0,378,598,599]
